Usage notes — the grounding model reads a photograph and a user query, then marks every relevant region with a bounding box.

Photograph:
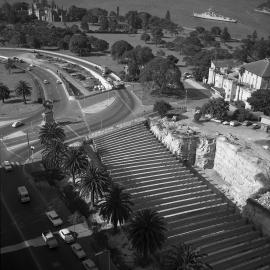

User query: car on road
[3,161,12,172]
[59,228,75,243]
[82,258,98,270]
[252,123,261,129]
[46,210,63,226]
[42,230,58,248]
[222,121,230,125]
[43,79,49,84]
[242,120,252,126]
[11,121,24,128]
[229,120,241,127]
[71,243,86,259]
[17,186,30,203]
[56,79,62,84]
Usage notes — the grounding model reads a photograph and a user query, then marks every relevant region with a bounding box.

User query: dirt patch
[0,64,42,118]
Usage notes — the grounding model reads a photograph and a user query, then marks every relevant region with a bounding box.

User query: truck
[42,231,58,248]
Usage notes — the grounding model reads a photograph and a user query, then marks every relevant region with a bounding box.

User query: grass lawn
[0,64,42,118]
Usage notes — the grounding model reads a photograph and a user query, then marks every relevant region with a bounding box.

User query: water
[6,0,270,38]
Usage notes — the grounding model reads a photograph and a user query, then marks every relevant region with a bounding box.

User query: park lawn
[0,64,42,118]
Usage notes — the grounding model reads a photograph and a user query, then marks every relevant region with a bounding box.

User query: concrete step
[109,158,180,171]
[167,211,236,230]
[168,219,248,243]
[132,187,212,206]
[211,244,270,270]
[133,190,214,211]
[124,178,202,193]
[185,225,255,248]
[226,253,270,270]
[157,198,224,217]
[206,237,270,264]
[200,231,262,254]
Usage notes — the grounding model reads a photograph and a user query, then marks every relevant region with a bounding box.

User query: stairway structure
[94,122,270,270]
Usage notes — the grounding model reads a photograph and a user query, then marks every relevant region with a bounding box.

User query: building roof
[212,59,240,68]
[243,58,270,78]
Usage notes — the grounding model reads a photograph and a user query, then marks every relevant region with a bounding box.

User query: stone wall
[214,136,270,206]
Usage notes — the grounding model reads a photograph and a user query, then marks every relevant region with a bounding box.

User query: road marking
[7,139,39,151]
[65,125,81,138]
[3,130,26,140]
[0,194,44,270]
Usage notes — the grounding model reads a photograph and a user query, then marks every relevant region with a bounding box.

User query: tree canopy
[69,34,91,56]
[201,97,230,120]
[247,89,270,116]
[111,40,133,60]
[0,82,10,103]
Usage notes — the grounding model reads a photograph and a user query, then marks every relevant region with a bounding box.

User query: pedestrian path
[94,122,270,270]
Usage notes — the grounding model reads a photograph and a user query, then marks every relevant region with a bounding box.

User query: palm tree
[78,163,111,206]
[127,209,167,261]
[15,80,32,104]
[99,184,133,233]
[0,82,10,103]
[39,122,66,146]
[41,139,67,169]
[162,243,212,270]
[5,58,15,74]
[62,147,89,185]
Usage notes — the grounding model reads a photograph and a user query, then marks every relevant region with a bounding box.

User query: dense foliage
[201,97,230,120]
[153,100,172,117]
[247,89,270,116]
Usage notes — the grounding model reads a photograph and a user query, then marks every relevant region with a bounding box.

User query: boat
[193,8,237,23]
[254,8,270,15]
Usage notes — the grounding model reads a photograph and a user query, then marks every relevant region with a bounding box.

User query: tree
[201,98,230,120]
[211,26,222,36]
[26,35,41,49]
[91,38,109,51]
[39,122,66,146]
[15,80,32,104]
[151,27,163,45]
[162,243,211,270]
[156,49,165,57]
[63,147,89,185]
[69,34,91,56]
[127,209,167,261]
[99,184,133,233]
[165,10,171,21]
[108,17,117,32]
[140,33,150,43]
[139,12,151,31]
[78,163,111,206]
[5,58,15,74]
[0,82,10,103]
[220,27,231,42]
[68,5,87,21]
[41,139,67,169]
[80,19,89,32]
[153,100,172,117]
[99,16,109,31]
[111,40,133,60]
[247,89,270,116]
[167,55,179,64]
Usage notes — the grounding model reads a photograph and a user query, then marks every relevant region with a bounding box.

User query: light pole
[30,146,35,163]
[185,88,188,111]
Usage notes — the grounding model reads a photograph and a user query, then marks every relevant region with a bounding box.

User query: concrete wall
[244,198,270,237]
[214,136,270,206]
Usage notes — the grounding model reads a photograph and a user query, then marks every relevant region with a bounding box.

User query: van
[17,186,30,203]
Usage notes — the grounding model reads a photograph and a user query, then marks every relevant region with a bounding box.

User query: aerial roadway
[0,48,138,270]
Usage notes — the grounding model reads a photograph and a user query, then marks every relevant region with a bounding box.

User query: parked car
[59,228,75,243]
[46,210,63,226]
[42,230,58,248]
[242,120,252,126]
[43,79,49,84]
[230,120,241,127]
[11,121,24,128]
[211,118,222,123]
[222,121,230,125]
[17,186,30,203]
[82,258,98,270]
[3,161,12,172]
[56,79,62,84]
[71,243,86,259]
[252,123,261,129]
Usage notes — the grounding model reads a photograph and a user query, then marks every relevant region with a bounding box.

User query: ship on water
[193,8,237,23]
[254,7,270,15]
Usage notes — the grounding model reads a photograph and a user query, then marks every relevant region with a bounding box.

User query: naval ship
[193,8,237,23]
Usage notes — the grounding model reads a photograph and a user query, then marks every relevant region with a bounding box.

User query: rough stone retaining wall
[214,136,270,206]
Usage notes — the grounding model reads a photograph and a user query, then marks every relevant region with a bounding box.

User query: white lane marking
[65,125,81,138]
[3,131,26,140]
[82,97,116,114]
[7,139,39,151]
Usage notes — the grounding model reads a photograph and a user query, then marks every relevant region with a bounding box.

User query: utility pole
[26,131,31,160]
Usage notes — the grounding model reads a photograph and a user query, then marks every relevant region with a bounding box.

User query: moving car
[46,210,63,226]
[43,79,49,84]
[11,121,24,128]
[42,230,58,248]
[82,259,98,270]
[3,161,12,172]
[17,186,30,203]
[71,243,86,259]
[229,120,241,127]
[59,228,75,243]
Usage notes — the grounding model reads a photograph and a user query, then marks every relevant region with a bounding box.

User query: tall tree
[127,209,167,261]
[162,243,211,270]
[99,16,109,31]
[201,97,229,120]
[165,10,171,21]
[99,184,133,233]
[0,82,10,103]
[151,27,163,46]
[78,163,111,206]
[111,40,133,60]
[247,89,270,116]
[220,27,231,42]
[69,34,91,56]
[5,58,15,74]
[63,147,89,185]
[15,80,32,104]
[39,122,66,146]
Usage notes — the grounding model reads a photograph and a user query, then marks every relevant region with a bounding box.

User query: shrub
[153,100,172,117]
